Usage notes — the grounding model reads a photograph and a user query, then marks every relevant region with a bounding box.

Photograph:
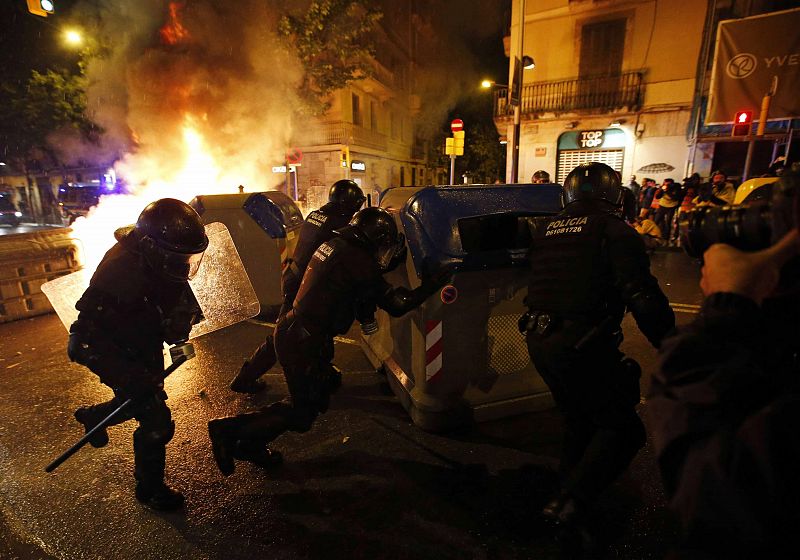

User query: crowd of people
[627,171,737,249]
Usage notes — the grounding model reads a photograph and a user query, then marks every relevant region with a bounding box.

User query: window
[352,93,362,126]
[370,101,378,131]
[390,111,398,139]
[579,19,626,78]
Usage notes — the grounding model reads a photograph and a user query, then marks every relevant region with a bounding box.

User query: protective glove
[67,333,89,364]
[420,264,455,295]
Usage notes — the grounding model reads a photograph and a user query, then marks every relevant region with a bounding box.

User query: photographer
[649,168,800,556]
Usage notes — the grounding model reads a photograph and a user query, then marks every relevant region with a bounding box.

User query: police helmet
[562,162,625,208]
[329,179,366,214]
[135,198,209,281]
[349,207,404,270]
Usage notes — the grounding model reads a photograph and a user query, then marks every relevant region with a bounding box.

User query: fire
[68,115,240,274]
[160,2,190,46]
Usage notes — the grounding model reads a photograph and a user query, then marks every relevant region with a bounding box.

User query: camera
[679,201,772,258]
[680,166,799,259]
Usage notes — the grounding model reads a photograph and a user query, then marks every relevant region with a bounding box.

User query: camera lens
[680,201,772,258]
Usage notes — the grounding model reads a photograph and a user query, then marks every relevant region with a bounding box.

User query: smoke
[58,0,507,184]
[72,0,304,192]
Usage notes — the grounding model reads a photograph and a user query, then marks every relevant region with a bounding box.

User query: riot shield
[42,222,259,339]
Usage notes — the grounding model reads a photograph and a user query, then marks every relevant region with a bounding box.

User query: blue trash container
[361,183,563,431]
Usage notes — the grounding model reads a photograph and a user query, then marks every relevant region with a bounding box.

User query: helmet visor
[162,248,205,280]
[376,233,404,271]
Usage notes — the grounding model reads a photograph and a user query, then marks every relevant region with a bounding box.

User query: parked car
[0,194,22,227]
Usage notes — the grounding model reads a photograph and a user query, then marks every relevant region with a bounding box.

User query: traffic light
[340,146,349,168]
[732,110,753,137]
[27,0,54,17]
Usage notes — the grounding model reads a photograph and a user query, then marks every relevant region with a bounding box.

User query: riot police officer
[229,179,366,393]
[522,162,674,538]
[208,207,447,476]
[69,198,207,510]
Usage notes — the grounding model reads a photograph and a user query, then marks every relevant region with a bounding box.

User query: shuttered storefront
[556,149,624,184]
[555,128,627,184]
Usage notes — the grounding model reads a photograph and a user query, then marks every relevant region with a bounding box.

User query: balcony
[493,71,643,118]
[302,121,388,151]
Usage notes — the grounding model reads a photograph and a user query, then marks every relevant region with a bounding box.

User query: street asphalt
[0,250,701,560]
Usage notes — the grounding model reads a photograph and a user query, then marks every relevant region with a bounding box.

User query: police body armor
[526,207,625,340]
[293,234,383,336]
[282,203,354,303]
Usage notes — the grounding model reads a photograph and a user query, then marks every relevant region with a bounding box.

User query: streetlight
[481,80,508,89]
[63,29,83,47]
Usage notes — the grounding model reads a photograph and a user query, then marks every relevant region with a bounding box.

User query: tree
[278,0,382,114]
[0,68,101,222]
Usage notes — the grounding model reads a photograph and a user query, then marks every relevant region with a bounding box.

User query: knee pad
[135,420,175,447]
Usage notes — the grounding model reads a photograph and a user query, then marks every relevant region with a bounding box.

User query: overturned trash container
[190,192,303,319]
[361,184,563,432]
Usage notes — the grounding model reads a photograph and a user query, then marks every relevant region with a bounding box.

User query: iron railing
[302,122,388,151]
[494,71,643,117]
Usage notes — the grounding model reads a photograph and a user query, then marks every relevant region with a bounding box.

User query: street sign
[286,147,303,165]
[450,119,464,133]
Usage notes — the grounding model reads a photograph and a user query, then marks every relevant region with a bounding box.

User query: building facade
[497,0,708,186]
[284,2,435,210]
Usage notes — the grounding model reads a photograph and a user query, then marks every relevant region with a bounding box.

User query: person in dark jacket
[229,179,365,393]
[638,178,658,213]
[650,167,800,557]
[208,207,449,475]
[68,198,207,510]
[522,162,675,544]
[654,178,682,242]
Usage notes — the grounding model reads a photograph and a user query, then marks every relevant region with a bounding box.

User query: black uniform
[525,199,674,507]
[68,232,201,507]
[210,226,443,476]
[232,202,355,390]
[649,292,800,556]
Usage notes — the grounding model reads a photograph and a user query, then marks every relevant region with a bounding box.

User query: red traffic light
[732,110,753,137]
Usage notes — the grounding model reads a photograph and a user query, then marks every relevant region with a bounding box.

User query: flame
[69,115,247,274]
[160,2,190,46]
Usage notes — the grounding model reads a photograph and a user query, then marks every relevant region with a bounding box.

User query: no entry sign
[286,147,303,165]
[450,119,464,133]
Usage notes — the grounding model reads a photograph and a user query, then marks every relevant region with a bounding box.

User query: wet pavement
[0,249,701,559]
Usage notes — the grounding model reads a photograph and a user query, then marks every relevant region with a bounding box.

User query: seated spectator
[634,211,663,251]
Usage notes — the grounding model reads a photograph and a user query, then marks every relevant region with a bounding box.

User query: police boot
[74,406,109,448]
[230,337,277,394]
[208,417,240,476]
[135,482,185,511]
[541,494,598,557]
[133,421,182,511]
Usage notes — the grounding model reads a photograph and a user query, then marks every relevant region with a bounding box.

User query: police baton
[45,351,191,473]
